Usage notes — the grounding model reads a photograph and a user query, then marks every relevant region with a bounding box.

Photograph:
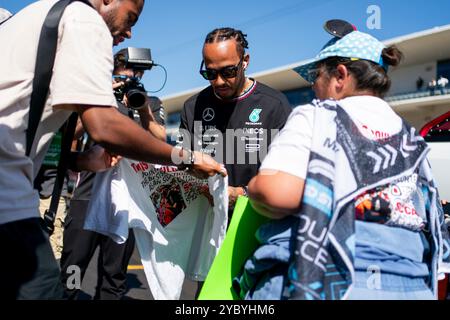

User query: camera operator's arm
[137,98,166,141]
[138,106,166,141]
[57,104,226,178]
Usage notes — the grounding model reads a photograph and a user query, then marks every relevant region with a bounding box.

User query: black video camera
[114,76,148,110]
[113,48,154,110]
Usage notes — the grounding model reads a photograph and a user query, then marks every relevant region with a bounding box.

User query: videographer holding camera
[60,48,166,300]
[112,48,166,141]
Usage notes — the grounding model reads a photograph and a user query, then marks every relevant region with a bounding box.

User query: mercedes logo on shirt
[202,108,215,122]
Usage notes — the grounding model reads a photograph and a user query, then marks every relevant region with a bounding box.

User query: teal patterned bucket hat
[295,30,387,83]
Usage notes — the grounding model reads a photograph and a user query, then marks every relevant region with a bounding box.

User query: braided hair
[204,27,249,57]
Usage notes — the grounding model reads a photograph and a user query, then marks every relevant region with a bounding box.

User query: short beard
[102,6,117,35]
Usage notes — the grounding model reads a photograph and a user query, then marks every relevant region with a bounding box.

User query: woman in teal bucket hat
[234,22,450,300]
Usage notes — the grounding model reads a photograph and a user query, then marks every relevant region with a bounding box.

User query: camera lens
[126,89,147,109]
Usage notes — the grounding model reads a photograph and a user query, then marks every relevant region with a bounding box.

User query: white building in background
[162,24,450,136]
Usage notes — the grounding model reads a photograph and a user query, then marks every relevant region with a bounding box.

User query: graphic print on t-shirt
[152,183,186,227]
[130,162,209,227]
[354,173,426,231]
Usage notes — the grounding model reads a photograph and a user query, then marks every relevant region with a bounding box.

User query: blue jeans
[347,271,435,300]
[236,217,296,300]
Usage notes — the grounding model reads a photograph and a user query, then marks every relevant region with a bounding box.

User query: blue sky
[2,0,450,97]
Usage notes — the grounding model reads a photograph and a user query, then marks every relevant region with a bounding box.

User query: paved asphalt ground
[67,245,198,300]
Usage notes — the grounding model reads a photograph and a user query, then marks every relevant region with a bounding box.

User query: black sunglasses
[199,58,243,80]
[306,67,322,84]
[308,57,355,84]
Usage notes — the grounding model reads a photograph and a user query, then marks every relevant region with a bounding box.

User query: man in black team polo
[180,27,292,212]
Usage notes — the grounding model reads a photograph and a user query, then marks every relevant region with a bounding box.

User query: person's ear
[335,64,349,90]
[103,0,112,5]
[334,64,357,98]
[243,54,250,70]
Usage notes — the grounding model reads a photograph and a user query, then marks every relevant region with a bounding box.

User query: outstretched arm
[56,103,226,177]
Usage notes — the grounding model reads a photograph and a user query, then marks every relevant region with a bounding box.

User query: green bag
[198,196,270,300]
[42,132,62,167]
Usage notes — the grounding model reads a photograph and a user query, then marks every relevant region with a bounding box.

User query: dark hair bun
[382,45,403,67]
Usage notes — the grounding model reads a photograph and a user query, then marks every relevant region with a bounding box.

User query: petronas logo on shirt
[249,108,262,123]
